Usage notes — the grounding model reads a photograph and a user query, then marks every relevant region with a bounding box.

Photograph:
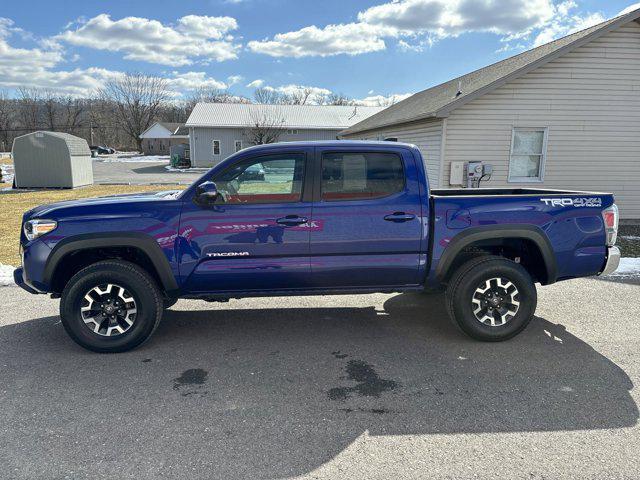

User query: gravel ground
[619,225,640,257]
[0,277,639,479]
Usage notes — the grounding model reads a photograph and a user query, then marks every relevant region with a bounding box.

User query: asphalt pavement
[0,276,639,479]
[92,159,203,185]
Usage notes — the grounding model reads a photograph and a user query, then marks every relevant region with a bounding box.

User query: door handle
[276,215,308,226]
[384,212,416,223]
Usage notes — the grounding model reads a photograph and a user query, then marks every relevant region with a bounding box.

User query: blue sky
[1,0,638,103]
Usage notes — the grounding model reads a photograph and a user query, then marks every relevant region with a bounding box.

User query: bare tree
[319,92,354,106]
[186,87,250,116]
[17,87,42,132]
[59,96,86,134]
[243,106,285,145]
[0,90,15,152]
[99,73,169,152]
[253,87,283,105]
[282,87,315,105]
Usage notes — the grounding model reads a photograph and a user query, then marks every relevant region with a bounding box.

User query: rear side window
[321,152,405,201]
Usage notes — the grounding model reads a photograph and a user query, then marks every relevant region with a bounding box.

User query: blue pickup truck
[14,141,620,352]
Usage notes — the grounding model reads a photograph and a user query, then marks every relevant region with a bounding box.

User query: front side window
[212,154,305,204]
[321,152,405,201]
[212,140,221,156]
[509,128,547,182]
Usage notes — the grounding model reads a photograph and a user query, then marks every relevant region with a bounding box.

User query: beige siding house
[342,8,640,220]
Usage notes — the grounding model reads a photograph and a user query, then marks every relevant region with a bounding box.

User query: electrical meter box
[450,162,465,185]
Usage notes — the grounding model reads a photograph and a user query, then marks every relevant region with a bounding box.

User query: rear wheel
[60,260,163,353]
[445,256,537,341]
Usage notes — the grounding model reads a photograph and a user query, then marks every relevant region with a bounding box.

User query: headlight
[24,219,57,241]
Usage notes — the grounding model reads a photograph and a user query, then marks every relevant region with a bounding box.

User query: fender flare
[435,225,558,285]
[43,232,179,294]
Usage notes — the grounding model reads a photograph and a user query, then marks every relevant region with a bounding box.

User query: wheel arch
[44,232,179,295]
[435,225,558,285]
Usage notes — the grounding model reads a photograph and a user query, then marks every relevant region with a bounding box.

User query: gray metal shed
[12,131,93,188]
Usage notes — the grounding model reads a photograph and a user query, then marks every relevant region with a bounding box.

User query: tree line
[0,73,381,152]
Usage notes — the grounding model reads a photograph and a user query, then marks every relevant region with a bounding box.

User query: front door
[309,147,424,288]
[179,149,313,293]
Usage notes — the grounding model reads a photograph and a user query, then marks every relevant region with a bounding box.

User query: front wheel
[445,256,537,342]
[60,260,164,353]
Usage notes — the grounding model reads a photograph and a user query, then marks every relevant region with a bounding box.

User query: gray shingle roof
[34,131,91,156]
[186,103,385,130]
[343,8,640,135]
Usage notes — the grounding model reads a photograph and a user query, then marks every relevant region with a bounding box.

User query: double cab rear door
[180,144,425,293]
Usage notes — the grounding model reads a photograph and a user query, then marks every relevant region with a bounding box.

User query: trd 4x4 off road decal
[541,197,602,208]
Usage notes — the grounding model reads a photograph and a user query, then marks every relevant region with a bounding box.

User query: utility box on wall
[450,162,465,186]
[12,131,94,188]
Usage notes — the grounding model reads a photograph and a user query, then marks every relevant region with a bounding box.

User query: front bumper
[599,246,621,276]
[13,267,41,294]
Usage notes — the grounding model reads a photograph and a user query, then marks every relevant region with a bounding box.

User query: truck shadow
[1,292,637,478]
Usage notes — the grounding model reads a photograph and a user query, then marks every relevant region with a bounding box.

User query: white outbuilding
[12,131,93,188]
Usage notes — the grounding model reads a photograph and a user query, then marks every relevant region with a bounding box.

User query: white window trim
[234,140,243,152]
[212,139,221,156]
[508,127,548,183]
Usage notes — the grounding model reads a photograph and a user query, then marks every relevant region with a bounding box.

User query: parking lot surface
[0,276,639,479]
[92,159,203,185]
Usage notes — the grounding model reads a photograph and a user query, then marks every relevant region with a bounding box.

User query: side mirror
[195,181,219,206]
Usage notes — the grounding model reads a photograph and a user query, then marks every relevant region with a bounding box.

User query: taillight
[602,204,619,246]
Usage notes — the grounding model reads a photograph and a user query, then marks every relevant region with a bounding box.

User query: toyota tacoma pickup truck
[14,141,620,352]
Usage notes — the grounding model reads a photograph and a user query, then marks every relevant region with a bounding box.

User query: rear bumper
[599,246,621,276]
[13,267,42,295]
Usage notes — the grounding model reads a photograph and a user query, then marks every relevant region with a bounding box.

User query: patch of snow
[607,257,640,277]
[164,165,209,173]
[0,264,15,287]
[1,163,14,184]
[621,235,640,241]
[97,155,170,163]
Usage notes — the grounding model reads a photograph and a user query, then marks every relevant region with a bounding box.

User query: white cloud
[0,20,234,97]
[532,10,605,47]
[56,14,240,66]
[248,22,387,57]
[354,92,413,106]
[619,3,640,15]
[166,71,228,92]
[246,79,265,88]
[248,0,608,58]
[359,0,555,36]
[226,74,243,86]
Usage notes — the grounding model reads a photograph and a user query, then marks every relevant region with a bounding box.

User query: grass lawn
[0,184,184,267]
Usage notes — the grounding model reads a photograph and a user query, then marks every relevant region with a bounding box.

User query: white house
[185,103,385,167]
[139,122,188,155]
[342,8,640,220]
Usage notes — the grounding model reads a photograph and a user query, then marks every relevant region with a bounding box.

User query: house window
[286,129,298,135]
[234,140,243,152]
[212,140,221,156]
[508,128,548,182]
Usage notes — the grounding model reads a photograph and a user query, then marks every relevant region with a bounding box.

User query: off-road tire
[60,260,163,353]
[445,256,537,341]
